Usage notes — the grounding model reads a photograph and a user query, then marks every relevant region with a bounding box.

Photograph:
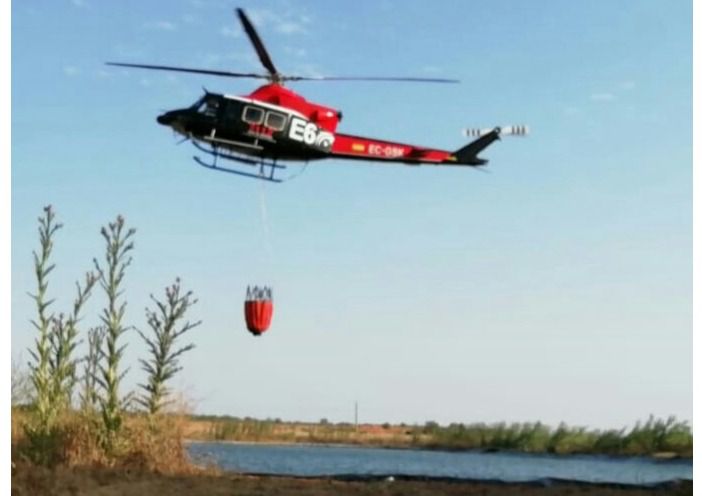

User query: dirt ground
[11,464,692,496]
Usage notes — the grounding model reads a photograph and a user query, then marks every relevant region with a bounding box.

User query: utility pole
[354,401,358,432]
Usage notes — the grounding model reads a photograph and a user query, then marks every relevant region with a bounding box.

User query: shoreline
[190,470,695,489]
[184,438,692,462]
[11,464,693,496]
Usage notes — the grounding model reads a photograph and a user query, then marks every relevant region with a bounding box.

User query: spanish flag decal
[351,143,365,152]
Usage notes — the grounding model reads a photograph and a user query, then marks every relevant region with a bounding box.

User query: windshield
[191,94,220,117]
[190,95,205,109]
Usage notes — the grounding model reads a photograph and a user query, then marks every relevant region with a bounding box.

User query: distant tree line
[414,417,691,456]
[192,415,692,458]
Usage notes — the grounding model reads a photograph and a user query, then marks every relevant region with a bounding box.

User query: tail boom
[329,125,527,166]
[330,133,451,164]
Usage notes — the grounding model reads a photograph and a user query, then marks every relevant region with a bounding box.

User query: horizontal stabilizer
[464,125,529,138]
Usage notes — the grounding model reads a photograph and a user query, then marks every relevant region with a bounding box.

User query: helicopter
[108,9,528,183]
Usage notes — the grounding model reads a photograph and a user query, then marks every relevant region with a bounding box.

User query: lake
[187,442,692,485]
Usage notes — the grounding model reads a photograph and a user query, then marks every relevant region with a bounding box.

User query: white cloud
[201,51,257,70]
[113,44,145,58]
[246,9,269,27]
[63,65,79,76]
[584,81,634,105]
[276,21,305,35]
[290,63,325,79]
[283,46,307,58]
[143,20,177,31]
[619,81,636,90]
[220,26,240,38]
[421,65,442,74]
[590,92,616,102]
[246,9,311,36]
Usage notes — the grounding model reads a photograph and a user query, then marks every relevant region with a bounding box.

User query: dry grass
[187,418,417,447]
[117,415,197,474]
[12,407,205,476]
[11,409,29,445]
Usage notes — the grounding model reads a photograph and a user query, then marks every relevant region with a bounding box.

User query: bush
[19,206,203,473]
[15,410,195,474]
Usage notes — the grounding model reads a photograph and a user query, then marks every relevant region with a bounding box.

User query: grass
[12,407,198,474]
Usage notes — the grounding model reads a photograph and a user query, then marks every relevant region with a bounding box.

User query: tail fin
[452,129,500,165]
[452,125,529,165]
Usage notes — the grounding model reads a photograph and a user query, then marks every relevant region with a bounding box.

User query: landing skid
[192,141,287,183]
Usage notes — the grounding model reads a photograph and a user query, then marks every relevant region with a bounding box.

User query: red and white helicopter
[108,9,528,182]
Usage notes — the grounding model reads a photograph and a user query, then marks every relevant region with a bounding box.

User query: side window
[265,112,287,131]
[243,106,264,124]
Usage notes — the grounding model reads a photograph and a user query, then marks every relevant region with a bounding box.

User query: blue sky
[11,0,691,429]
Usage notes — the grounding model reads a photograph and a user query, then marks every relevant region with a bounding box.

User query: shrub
[18,207,203,473]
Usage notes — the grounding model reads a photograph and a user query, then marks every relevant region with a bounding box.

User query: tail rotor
[464,125,529,138]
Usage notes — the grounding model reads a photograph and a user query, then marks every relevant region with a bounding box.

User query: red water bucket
[244,286,273,336]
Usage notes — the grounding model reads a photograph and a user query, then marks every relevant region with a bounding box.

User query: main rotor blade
[236,8,279,80]
[284,75,460,83]
[105,62,269,80]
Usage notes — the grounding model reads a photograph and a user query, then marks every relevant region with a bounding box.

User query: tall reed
[26,206,62,434]
[79,327,105,414]
[93,215,136,449]
[137,278,200,416]
[49,271,97,413]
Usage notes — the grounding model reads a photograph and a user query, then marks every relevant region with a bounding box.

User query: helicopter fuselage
[157,83,497,168]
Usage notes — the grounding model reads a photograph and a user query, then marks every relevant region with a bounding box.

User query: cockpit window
[191,96,206,109]
[203,98,220,117]
[243,106,264,125]
[193,96,220,117]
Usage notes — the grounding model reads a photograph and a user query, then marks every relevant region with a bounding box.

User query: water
[187,442,692,485]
